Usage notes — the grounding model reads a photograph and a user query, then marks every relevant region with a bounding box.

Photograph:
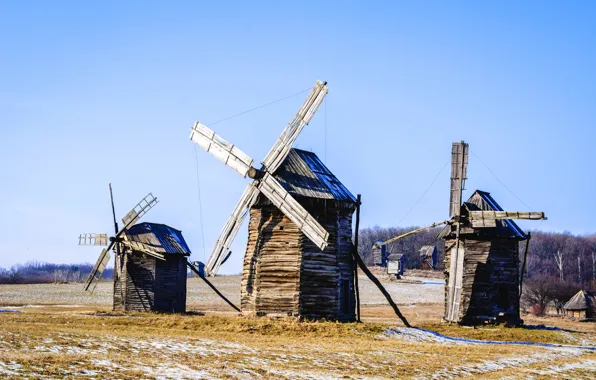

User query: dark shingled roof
[273,148,356,203]
[124,223,191,256]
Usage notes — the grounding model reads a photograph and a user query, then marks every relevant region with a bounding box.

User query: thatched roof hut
[564,290,596,319]
[419,245,437,270]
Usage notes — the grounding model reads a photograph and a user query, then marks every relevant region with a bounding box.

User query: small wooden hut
[439,190,528,325]
[114,223,190,313]
[372,242,388,267]
[387,253,405,277]
[419,245,437,270]
[242,148,358,321]
[564,290,596,319]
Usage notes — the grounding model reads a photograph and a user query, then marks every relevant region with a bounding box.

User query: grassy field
[0,275,595,379]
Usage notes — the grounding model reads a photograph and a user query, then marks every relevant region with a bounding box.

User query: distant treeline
[0,261,113,284]
[357,226,596,285]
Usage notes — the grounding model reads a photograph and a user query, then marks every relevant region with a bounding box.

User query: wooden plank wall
[444,237,520,324]
[241,206,303,316]
[241,198,356,321]
[154,257,187,313]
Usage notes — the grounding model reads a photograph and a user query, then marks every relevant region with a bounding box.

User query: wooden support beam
[380,220,451,247]
[353,194,361,323]
[186,261,241,313]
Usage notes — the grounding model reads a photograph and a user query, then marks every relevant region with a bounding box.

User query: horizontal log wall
[241,206,302,316]
[154,257,187,313]
[113,250,187,313]
[242,197,356,321]
[444,237,520,324]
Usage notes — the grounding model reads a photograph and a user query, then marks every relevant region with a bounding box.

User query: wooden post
[519,232,531,303]
[353,194,361,323]
[186,261,241,312]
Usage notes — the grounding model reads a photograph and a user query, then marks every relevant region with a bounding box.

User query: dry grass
[0,277,595,378]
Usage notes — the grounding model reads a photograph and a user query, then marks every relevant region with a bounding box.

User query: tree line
[0,261,113,284]
[357,226,595,284]
[357,225,596,314]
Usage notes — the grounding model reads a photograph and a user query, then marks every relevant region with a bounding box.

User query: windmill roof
[564,290,595,311]
[124,222,191,256]
[438,190,528,240]
[388,253,404,261]
[472,190,527,239]
[273,148,356,203]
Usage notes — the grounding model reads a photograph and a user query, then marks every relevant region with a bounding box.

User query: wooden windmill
[79,185,190,312]
[371,141,546,325]
[191,81,359,321]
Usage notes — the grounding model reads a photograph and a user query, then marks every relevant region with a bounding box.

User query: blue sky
[1,1,595,273]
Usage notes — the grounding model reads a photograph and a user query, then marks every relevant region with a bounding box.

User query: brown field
[0,274,595,379]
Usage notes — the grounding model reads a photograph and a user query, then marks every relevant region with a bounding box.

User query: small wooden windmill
[371,141,546,325]
[439,141,546,325]
[79,185,190,312]
[191,81,358,321]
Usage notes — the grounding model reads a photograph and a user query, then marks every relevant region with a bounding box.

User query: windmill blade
[190,122,255,178]
[468,211,546,228]
[121,193,158,229]
[83,243,113,292]
[205,183,260,275]
[449,141,469,218]
[261,80,328,173]
[257,173,329,250]
[78,233,108,246]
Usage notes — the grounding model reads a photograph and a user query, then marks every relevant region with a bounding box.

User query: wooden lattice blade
[78,233,108,246]
[121,193,158,229]
[449,142,469,218]
[468,211,546,228]
[256,173,329,250]
[83,244,113,292]
[205,183,260,276]
[190,122,254,178]
[261,80,328,173]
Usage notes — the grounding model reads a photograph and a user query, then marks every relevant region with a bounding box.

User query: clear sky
[1,1,595,273]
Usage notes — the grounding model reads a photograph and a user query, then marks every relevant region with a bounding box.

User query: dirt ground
[0,274,594,379]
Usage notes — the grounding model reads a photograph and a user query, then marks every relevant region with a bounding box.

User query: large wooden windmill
[80,185,190,312]
[191,81,358,321]
[371,141,546,325]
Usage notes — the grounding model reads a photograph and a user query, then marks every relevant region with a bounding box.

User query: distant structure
[564,290,595,319]
[190,81,358,321]
[387,253,405,277]
[419,245,437,270]
[372,241,388,267]
[79,187,190,313]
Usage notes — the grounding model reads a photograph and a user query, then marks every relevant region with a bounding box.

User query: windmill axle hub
[247,167,265,179]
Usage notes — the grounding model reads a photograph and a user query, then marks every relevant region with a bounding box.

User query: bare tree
[554,250,564,281]
[522,274,556,315]
[592,251,596,280]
